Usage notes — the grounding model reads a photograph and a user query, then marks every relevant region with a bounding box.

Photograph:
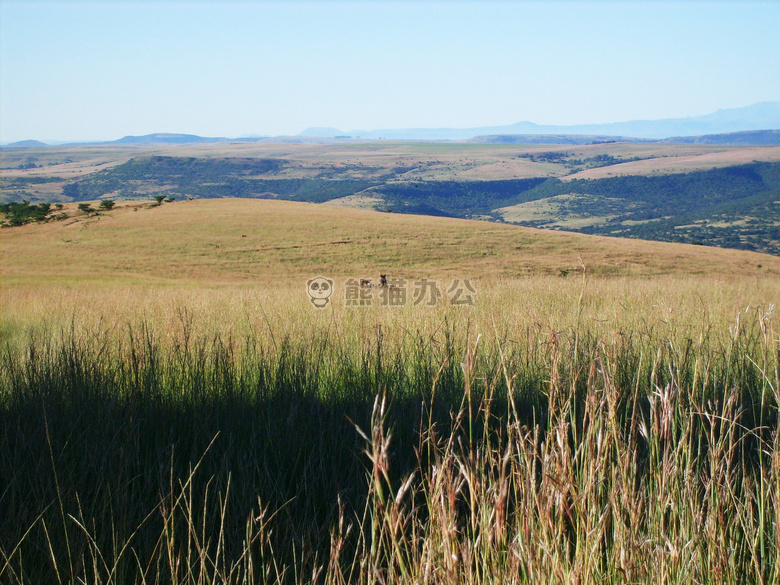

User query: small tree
[153,195,166,206]
[99,200,116,211]
[78,203,93,214]
[0,200,53,226]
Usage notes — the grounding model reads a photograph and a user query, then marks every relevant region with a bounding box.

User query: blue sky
[1,0,779,142]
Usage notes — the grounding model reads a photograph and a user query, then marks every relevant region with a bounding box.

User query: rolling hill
[4,140,49,148]
[2,198,779,289]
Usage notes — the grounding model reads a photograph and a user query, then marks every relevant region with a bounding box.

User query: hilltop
[112,133,226,145]
[3,140,49,148]
[2,198,779,289]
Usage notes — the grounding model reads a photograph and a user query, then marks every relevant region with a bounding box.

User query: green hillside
[500,162,780,254]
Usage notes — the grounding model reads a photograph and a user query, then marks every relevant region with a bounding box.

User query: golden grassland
[2,198,779,288]
[4,274,777,354]
[2,198,779,352]
[3,198,780,583]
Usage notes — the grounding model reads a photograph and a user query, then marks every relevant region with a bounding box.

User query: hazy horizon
[2,0,779,143]
[3,100,779,145]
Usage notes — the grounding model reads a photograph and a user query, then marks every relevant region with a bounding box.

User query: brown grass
[2,195,780,584]
[2,199,780,291]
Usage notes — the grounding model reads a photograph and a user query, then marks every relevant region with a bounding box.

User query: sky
[1,0,779,143]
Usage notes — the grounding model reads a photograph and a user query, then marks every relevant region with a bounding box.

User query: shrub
[0,200,53,226]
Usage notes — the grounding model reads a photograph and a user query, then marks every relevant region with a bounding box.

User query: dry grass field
[3,197,777,356]
[2,197,780,584]
[3,198,778,290]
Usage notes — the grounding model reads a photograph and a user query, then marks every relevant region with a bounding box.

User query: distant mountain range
[299,102,780,141]
[3,103,780,147]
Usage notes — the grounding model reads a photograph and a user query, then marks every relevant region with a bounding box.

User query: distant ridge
[4,140,49,148]
[467,134,647,145]
[661,129,780,145]
[112,133,226,145]
[469,129,780,146]
[299,102,780,141]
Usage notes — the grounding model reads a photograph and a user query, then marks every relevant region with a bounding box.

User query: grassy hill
[3,198,779,289]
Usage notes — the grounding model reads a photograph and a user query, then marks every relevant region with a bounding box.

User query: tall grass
[0,277,778,583]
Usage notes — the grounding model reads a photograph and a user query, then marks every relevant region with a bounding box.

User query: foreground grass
[1,275,779,583]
